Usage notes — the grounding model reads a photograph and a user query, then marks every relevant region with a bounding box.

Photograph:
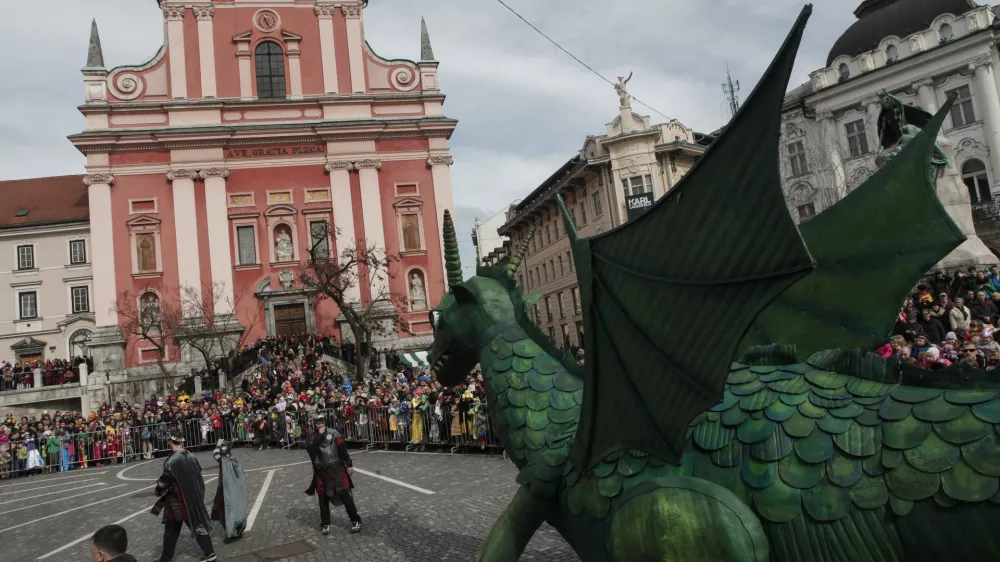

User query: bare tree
[299,221,409,375]
[114,289,182,379]
[174,282,262,386]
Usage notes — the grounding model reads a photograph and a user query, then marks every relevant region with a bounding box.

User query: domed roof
[827,0,978,66]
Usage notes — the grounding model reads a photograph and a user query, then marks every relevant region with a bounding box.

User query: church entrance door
[274,304,306,337]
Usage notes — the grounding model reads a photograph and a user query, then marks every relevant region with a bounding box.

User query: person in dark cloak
[211,439,247,542]
[152,432,217,562]
[304,417,362,535]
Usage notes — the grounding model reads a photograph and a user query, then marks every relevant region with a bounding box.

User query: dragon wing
[739,99,965,358]
[564,6,816,470]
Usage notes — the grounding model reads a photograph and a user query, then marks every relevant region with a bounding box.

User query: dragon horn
[443,210,463,287]
[505,225,536,280]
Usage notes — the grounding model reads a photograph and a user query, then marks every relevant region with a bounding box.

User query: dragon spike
[505,225,536,280]
[442,210,463,288]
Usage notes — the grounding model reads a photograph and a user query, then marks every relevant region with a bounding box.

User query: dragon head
[427,212,538,386]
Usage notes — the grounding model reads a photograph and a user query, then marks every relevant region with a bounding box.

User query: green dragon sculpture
[427,6,1000,560]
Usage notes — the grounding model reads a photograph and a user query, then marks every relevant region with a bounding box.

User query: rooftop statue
[428,5,1000,561]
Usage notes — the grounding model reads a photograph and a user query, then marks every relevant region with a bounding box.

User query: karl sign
[225,144,326,160]
[625,193,654,221]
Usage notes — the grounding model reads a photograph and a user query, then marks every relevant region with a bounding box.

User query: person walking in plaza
[152,432,217,562]
[211,439,247,541]
[304,417,362,535]
[90,524,136,562]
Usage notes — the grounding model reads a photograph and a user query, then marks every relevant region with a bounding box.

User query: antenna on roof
[722,63,741,121]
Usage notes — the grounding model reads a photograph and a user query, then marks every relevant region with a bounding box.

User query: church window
[788,141,808,176]
[845,120,870,157]
[236,226,257,265]
[309,220,331,260]
[963,159,991,204]
[947,85,976,128]
[255,41,287,99]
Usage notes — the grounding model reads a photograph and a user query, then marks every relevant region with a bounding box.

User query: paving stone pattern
[0,448,579,561]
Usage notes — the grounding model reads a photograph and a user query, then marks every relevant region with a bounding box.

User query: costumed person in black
[305,417,362,535]
[152,432,217,562]
[211,439,247,542]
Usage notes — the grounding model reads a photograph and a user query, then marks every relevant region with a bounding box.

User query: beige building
[0,176,96,365]
[499,92,713,349]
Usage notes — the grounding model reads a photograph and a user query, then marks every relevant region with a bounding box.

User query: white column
[83,174,117,326]
[163,6,188,99]
[315,5,340,94]
[971,59,1000,185]
[356,159,387,297]
[325,161,360,302]
[167,170,203,317]
[237,52,252,100]
[427,155,455,284]
[79,362,89,387]
[200,168,235,316]
[818,112,847,200]
[287,39,304,99]
[341,4,366,93]
[913,78,939,114]
[193,5,216,98]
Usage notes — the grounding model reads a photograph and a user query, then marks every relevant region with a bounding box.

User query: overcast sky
[1,0,855,271]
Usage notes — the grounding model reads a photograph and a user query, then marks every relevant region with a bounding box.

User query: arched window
[963,159,991,204]
[255,41,286,99]
[838,63,850,82]
[139,292,161,329]
[69,329,93,358]
[940,23,954,43]
[885,44,898,63]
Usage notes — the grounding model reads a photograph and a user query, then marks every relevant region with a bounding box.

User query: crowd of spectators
[0,333,495,479]
[891,265,1000,369]
[0,356,92,391]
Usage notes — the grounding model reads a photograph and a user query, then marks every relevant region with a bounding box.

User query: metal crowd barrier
[0,404,504,479]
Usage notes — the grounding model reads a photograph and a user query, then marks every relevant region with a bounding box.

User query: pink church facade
[72,0,456,371]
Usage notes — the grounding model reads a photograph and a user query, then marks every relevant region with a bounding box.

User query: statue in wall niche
[409,272,426,310]
[615,71,632,109]
[274,227,294,262]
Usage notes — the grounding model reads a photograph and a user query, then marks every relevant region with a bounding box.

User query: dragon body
[428,5,1000,560]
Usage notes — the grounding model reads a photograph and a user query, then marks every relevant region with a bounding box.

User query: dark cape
[153,449,214,536]
[211,445,247,539]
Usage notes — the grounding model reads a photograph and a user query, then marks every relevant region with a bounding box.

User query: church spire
[420,17,436,61]
[85,19,105,70]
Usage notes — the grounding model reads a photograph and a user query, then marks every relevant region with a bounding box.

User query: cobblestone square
[0,447,578,562]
